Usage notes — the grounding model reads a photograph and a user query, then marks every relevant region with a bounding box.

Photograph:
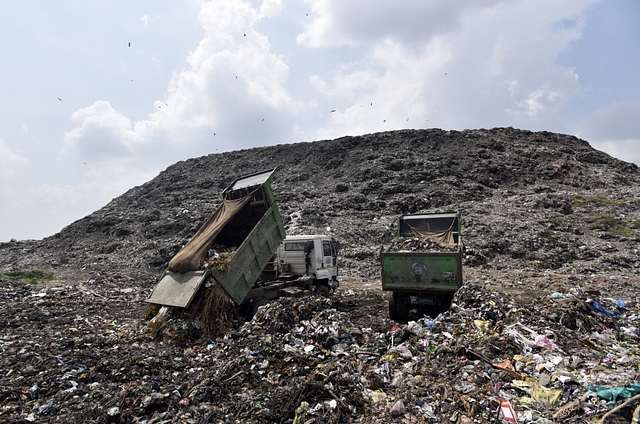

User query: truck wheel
[249,299,267,318]
[395,294,409,322]
[388,297,399,321]
[438,293,454,314]
[313,285,330,298]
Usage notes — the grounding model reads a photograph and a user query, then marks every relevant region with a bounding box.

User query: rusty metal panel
[146,270,207,307]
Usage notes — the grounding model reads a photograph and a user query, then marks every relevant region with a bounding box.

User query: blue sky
[1,0,639,241]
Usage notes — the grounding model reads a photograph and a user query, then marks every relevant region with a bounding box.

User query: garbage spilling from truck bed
[2,270,639,423]
[386,236,458,253]
[146,281,236,343]
[204,245,235,272]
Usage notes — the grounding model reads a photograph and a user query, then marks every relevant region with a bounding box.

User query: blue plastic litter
[49,355,70,368]
[72,365,87,377]
[592,301,613,317]
[587,383,640,404]
[616,299,627,309]
[39,401,53,414]
[423,319,437,329]
[147,381,160,391]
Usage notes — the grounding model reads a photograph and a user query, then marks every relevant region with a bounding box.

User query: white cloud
[577,102,640,164]
[0,138,27,183]
[314,36,452,139]
[297,0,504,48]
[63,101,140,160]
[64,0,303,167]
[308,0,599,137]
[260,0,282,18]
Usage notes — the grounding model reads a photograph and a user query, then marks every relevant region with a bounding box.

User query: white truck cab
[276,235,339,293]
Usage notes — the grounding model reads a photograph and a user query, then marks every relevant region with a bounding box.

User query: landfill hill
[1,126,639,281]
[2,127,640,423]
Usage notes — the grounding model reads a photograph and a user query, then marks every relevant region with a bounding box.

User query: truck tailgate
[381,251,461,292]
[146,270,208,308]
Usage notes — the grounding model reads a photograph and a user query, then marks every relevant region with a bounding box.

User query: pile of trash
[146,280,237,342]
[1,274,640,423]
[385,236,458,253]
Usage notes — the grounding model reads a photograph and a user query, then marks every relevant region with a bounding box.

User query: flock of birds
[57,37,442,144]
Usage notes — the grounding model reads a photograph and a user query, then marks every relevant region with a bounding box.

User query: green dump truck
[146,169,329,317]
[381,212,462,321]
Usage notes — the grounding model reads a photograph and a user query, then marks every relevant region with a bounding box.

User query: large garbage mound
[1,127,640,422]
[2,273,639,423]
[1,127,638,278]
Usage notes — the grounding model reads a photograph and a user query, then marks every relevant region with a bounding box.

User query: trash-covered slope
[0,127,638,280]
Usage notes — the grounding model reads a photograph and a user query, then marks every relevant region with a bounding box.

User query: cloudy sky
[1,0,639,241]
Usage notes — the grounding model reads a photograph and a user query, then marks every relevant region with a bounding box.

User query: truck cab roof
[283,235,333,240]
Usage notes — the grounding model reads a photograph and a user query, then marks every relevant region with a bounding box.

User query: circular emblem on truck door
[412,261,428,276]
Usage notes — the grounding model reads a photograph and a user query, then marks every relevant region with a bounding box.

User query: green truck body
[381,212,462,321]
[208,171,285,305]
[147,169,287,311]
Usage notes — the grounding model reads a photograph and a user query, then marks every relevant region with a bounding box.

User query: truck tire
[313,285,330,298]
[395,293,409,322]
[249,298,267,318]
[388,297,399,321]
[438,293,454,314]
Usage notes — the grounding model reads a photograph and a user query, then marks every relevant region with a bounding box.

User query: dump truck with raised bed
[146,169,333,317]
[381,212,462,321]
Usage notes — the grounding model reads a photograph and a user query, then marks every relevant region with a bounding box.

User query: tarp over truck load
[146,169,285,307]
[167,190,258,273]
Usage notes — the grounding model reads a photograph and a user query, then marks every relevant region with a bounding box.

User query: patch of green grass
[616,226,640,240]
[0,269,56,285]
[104,241,121,253]
[538,230,560,244]
[533,260,548,270]
[589,214,640,239]
[571,192,629,209]
[590,214,621,230]
[569,192,640,240]
[547,218,563,228]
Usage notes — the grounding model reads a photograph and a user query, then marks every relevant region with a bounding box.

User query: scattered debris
[2,272,639,422]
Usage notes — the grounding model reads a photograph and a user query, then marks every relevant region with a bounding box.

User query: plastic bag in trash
[586,383,640,404]
[424,319,437,329]
[390,399,405,417]
[592,301,613,317]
